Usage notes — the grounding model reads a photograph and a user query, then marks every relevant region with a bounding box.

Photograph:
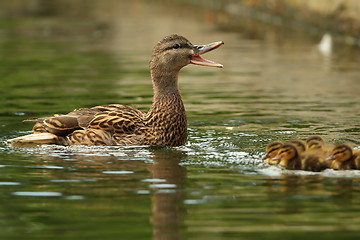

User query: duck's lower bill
[190,55,223,68]
[191,41,224,68]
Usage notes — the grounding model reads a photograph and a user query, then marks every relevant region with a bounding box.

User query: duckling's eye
[279,150,288,154]
[268,147,280,154]
[334,149,346,155]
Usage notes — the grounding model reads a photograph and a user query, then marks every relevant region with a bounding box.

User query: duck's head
[262,141,283,161]
[273,144,299,165]
[328,144,353,162]
[150,34,223,74]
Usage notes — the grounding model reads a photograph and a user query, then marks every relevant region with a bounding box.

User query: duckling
[305,135,333,163]
[8,35,224,146]
[273,144,327,172]
[306,135,325,151]
[261,141,283,165]
[272,144,301,170]
[287,139,306,153]
[328,144,360,170]
[301,154,329,172]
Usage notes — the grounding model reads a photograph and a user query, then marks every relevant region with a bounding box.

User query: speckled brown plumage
[8,34,223,146]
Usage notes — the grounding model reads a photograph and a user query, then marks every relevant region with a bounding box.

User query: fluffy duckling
[272,144,301,170]
[301,154,329,172]
[287,139,306,153]
[273,144,327,172]
[261,141,283,165]
[328,144,360,170]
[305,135,333,163]
[306,136,325,151]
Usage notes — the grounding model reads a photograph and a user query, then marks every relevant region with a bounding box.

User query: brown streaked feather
[68,129,113,146]
[32,122,48,134]
[43,116,80,136]
[22,104,149,146]
[89,109,146,133]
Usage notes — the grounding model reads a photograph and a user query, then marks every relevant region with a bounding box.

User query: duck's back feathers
[68,104,147,145]
[15,104,147,146]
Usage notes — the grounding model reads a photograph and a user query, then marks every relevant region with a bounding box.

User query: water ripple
[12,191,62,197]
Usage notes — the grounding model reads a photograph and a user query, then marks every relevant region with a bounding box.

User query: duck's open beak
[191,41,224,68]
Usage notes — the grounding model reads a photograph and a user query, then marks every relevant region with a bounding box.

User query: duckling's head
[150,35,223,81]
[287,140,306,153]
[273,144,299,164]
[262,141,283,161]
[328,144,353,162]
[306,136,325,150]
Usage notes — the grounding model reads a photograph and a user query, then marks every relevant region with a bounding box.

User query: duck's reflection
[15,146,188,239]
[148,148,187,240]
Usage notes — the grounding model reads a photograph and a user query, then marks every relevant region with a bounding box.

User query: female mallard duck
[273,144,327,172]
[8,34,224,146]
[328,144,360,170]
[261,141,283,164]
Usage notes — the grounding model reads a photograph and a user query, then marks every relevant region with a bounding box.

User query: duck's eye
[172,44,181,49]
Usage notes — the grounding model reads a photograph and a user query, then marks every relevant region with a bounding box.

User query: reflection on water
[149,149,187,240]
[1,0,360,239]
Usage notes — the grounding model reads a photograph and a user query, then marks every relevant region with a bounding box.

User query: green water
[1,1,360,239]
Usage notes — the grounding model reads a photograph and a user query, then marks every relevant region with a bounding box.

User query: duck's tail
[7,133,66,147]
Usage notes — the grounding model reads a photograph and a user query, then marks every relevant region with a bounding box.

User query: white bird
[317,33,332,57]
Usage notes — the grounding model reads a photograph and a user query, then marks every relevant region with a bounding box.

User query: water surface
[1,1,360,239]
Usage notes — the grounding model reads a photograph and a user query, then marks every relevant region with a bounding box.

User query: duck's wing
[10,104,146,145]
[25,104,144,134]
[25,107,103,135]
[88,109,145,133]
[68,106,147,145]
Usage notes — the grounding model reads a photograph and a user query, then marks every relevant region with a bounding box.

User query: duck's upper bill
[190,41,224,68]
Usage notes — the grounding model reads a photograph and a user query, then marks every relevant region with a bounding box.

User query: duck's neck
[146,70,187,146]
[151,69,178,95]
[150,70,185,114]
